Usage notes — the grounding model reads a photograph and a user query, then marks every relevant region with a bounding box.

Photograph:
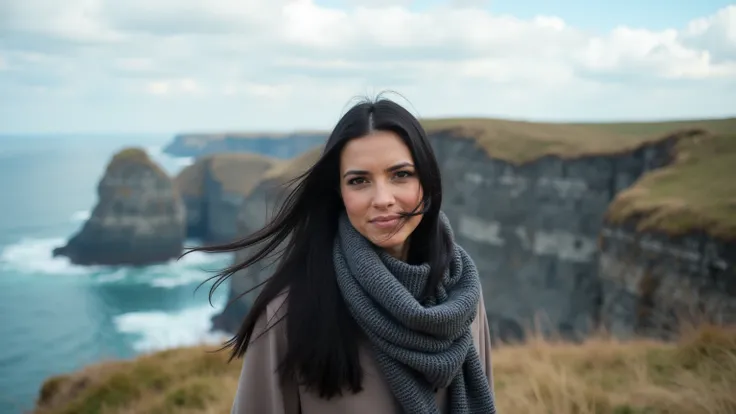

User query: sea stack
[53,147,187,266]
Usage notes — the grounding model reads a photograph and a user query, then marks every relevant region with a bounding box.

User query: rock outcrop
[210,117,736,342]
[173,153,282,243]
[53,148,186,266]
[597,131,736,340]
[163,132,326,159]
[211,148,322,333]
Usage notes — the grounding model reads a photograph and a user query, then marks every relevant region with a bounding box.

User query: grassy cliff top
[174,153,282,197]
[606,132,736,239]
[209,153,282,197]
[262,146,323,182]
[107,147,168,178]
[420,116,736,164]
[172,117,736,164]
[32,325,736,414]
[177,130,327,144]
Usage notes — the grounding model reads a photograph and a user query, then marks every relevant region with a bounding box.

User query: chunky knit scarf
[332,211,497,414]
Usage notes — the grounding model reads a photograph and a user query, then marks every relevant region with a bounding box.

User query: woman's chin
[369,234,409,256]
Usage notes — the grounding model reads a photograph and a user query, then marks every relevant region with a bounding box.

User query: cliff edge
[31,325,736,414]
[211,117,736,342]
[173,153,283,243]
[598,131,736,339]
[163,131,326,159]
[52,148,187,266]
[211,147,322,333]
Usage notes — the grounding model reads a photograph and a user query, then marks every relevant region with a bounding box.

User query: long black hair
[184,96,453,398]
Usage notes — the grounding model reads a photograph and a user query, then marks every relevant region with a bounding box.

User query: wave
[70,210,90,222]
[113,300,230,353]
[0,237,232,289]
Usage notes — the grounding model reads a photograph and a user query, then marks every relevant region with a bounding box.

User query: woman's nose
[371,181,395,208]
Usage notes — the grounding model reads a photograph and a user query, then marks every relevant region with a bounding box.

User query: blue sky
[0,0,734,134]
[434,0,732,31]
[312,0,736,32]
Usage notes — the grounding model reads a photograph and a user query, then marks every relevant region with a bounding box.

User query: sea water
[0,134,233,414]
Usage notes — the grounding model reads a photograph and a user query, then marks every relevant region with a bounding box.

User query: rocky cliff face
[211,148,322,333]
[211,123,736,343]
[597,224,735,340]
[173,153,281,243]
[426,129,695,341]
[53,148,186,266]
[596,130,736,339]
[163,132,326,159]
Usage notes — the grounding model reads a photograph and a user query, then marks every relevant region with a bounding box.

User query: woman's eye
[395,170,414,179]
[348,177,367,185]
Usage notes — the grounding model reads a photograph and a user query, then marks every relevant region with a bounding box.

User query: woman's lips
[369,215,401,229]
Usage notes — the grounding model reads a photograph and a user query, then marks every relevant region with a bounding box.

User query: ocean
[0,134,233,414]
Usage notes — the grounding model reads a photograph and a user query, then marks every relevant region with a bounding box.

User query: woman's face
[339,130,424,259]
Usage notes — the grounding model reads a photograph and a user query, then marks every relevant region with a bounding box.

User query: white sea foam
[0,236,231,289]
[113,300,229,353]
[0,237,98,276]
[70,210,90,222]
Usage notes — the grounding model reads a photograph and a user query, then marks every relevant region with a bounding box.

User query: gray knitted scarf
[332,211,496,414]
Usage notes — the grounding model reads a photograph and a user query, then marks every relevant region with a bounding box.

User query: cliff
[212,116,736,342]
[31,325,736,414]
[52,148,186,266]
[163,132,326,159]
[173,153,283,243]
[211,148,322,333]
[598,132,736,340]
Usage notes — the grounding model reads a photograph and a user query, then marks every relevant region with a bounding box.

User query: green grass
[171,116,736,238]
[257,117,736,239]
[419,116,736,164]
[606,132,736,238]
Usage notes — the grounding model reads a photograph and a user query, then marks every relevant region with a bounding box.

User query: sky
[0,0,734,134]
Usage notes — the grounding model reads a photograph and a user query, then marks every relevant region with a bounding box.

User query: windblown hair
[184,96,453,398]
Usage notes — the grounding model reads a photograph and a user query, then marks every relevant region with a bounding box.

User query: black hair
[184,96,453,399]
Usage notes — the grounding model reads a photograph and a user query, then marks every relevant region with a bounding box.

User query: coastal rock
[597,131,736,339]
[426,127,685,341]
[597,225,736,340]
[211,148,322,333]
[173,153,282,243]
[211,118,736,343]
[163,132,326,159]
[52,148,186,266]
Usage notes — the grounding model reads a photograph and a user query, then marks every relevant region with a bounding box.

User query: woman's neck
[384,241,410,262]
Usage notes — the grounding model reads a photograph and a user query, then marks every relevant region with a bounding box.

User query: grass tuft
[31,325,736,414]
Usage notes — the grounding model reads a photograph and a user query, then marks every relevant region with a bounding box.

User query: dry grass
[247,118,736,238]
[419,116,736,164]
[261,146,322,182]
[178,131,327,144]
[31,325,736,414]
[174,117,736,165]
[174,153,282,197]
[208,153,281,197]
[605,133,736,239]
[173,159,208,197]
[107,147,168,178]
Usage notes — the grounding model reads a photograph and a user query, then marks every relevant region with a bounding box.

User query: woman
[188,98,497,414]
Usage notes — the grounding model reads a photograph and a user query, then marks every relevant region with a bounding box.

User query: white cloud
[0,0,734,133]
[144,78,204,96]
[448,0,492,9]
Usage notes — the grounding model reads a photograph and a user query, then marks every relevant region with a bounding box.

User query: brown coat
[230,290,496,414]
